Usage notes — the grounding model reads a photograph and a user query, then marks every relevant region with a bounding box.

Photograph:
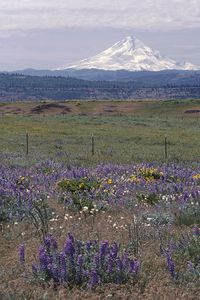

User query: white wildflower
[83,206,89,212]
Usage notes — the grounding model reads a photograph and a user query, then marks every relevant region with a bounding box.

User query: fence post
[26,132,29,155]
[91,134,94,155]
[164,135,167,161]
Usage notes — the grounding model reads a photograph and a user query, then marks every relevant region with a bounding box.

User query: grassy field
[0,99,200,299]
[0,99,200,165]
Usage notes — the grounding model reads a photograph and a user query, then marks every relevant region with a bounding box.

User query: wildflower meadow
[0,100,200,299]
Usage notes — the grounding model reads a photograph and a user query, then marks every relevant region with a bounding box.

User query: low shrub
[57,178,100,211]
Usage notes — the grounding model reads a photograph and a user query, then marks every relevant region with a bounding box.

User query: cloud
[0,0,200,32]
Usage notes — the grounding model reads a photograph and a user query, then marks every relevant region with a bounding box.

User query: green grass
[0,99,199,166]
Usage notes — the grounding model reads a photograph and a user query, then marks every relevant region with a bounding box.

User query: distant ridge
[12,68,200,82]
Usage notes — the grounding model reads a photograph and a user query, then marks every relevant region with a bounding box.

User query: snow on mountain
[57,36,199,71]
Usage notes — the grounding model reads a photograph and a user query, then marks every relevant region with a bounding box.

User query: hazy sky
[0,0,200,70]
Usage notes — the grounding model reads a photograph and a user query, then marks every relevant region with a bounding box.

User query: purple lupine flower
[76,240,83,255]
[77,254,83,267]
[19,244,25,265]
[60,252,67,282]
[88,270,100,288]
[116,257,123,284]
[67,232,74,243]
[99,240,109,265]
[68,253,75,277]
[39,246,48,271]
[64,236,75,257]
[32,263,38,276]
[100,240,109,255]
[44,236,51,252]
[86,241,92,252]
[28,195,33,210]
[166,251,176,278]
[129,260,140,274]
[50,262,59,283]
[192,226,200,237]
[122,251,129,270]
[93,254,100,269]
[183,191,189,203]
[76,254,84,284]
[116,257,123,271]
[107,255,114,275]
[110,242,118,259]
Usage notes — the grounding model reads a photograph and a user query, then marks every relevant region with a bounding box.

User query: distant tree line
[0,73,200,101]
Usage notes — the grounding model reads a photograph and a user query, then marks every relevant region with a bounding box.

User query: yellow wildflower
[130,175,140,183]
[79,182,85,189]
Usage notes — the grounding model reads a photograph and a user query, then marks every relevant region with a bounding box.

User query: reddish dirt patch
[93,102,144,115]
[0,102,75,116]
[30,103,72,115]
[184,109,200,114]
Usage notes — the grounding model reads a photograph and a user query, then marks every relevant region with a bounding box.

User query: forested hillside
[0,73,200,101]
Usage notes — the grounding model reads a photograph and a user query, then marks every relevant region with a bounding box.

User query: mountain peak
[56,37,200,71]
[121,36,145,48]
[109,36,146,54]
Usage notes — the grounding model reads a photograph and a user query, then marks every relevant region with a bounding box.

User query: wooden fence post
[91,134,94,155]
[164,135,168,161]
[26,132,29,155]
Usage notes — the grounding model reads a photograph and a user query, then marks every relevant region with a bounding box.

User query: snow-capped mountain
[57,36,199,71]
